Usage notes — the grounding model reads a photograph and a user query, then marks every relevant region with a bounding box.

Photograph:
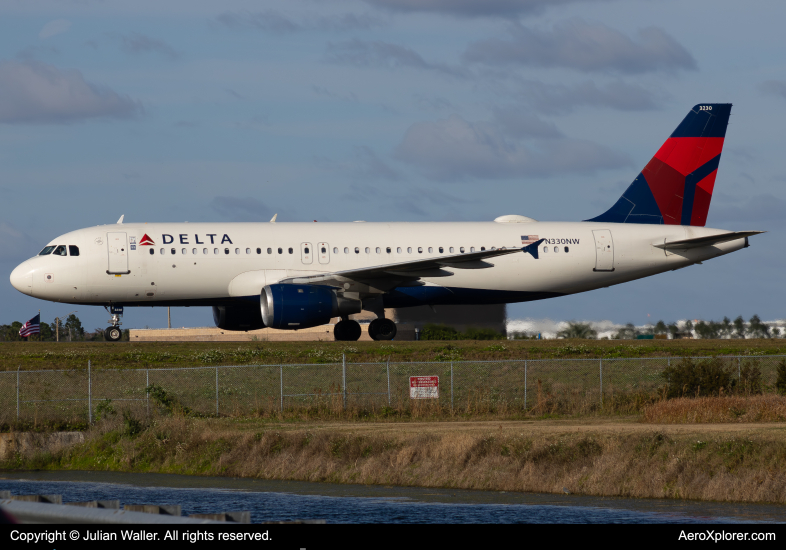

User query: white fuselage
[10,221,745,310]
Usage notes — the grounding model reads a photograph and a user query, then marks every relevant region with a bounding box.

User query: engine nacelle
[212,305,265,331]
[261,284,361,329]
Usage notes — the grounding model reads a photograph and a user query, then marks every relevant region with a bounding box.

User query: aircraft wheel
[369,318,397,341]
[105,326,122,342]
[334,320,361,341]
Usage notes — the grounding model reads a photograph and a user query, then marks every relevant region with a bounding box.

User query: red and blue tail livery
[588,104,731,226]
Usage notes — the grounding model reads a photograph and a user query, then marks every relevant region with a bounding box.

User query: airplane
[10,104,763,342]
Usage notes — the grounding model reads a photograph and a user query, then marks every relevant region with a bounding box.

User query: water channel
[0,471,782,523]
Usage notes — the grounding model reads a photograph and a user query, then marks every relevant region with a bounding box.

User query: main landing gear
[104,305,123,342]
[333,317,398,341]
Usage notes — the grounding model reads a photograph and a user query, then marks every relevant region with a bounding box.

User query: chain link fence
[1,355,784,424]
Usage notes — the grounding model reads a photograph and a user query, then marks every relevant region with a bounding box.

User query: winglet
[270,214,277,223]
[522,238,545,259]
[117,215,124,224]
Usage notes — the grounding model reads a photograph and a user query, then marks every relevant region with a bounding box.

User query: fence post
[88,360,92,424]
[738,356,741,381]
[146,369,150,417]
[599,358,603,407]
[16,366,20,420]
[386,358,391,406]
[215,367,219,416]
[342,354,347,409]
[524,360,527,410]
[280,365,283,412]
[450,362,454,412]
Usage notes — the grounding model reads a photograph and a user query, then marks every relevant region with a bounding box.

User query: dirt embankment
[4,417,786,504]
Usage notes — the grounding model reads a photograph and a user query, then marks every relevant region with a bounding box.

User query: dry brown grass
[643,395,786,424]
[10,416,786,504]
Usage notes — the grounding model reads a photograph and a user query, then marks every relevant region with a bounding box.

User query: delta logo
[139,234,155,246]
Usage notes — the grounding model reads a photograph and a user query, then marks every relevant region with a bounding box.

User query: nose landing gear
[104,305,124,342]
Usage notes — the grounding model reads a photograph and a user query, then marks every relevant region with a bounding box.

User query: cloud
[0,222,39,262]
[711,194,786,225]
[489,106,563,138]
[216,10,385,32]
[39,19,71,39]
[395,113,630,181]
[118,32,179,58]
[464,19,697,74]
[210,196,275,222]
[413,94,455,111]
[0,59,142,124]
[325,39,467,78]
[363,0,607,18]
[313,146,402,182]
[759,80,786,100]
[516,79,662,114]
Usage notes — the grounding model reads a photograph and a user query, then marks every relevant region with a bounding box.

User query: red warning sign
[410,376,439,399]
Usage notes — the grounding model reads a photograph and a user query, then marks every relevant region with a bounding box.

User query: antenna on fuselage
[117,215,124,224]
[270,214,277,223]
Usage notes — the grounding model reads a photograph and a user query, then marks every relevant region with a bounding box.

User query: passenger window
[376,247,381,253]
[204,248,208,254]
[449,247,454,253]
[182,248,186,254]
[171,248,176,255]
[160,248,165,255]
[407,247,412,253]
[225,248,230,254]
[481,247,485,251]
[543,246,548,253]
[397,247,402,253]
[69,245,80,256]
[192,248,196,254]
[428,247,433,253]
[344,247,349,254]
[257,248,261,254]
[460,247,465,253]
[491,247,496,251]
[304,247,310,254]
[554,246,558,253]
[418,247,423,253]
[365,247,370,253]
[288,247,293,254]
[333,247,338,253]
[39,246,55,255]
[246,248,251,254]
[386,247,391,253]
[322,247,327,253]
[214,248,219,254]
[267,248,272,254]
[439,247,443,253]
[53,245,67,256]
[470,247,475,252]
[355,247,360,254]
[278,248,283,254]
[564,246,569,253]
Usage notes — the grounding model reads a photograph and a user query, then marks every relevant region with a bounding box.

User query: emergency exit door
[107,232,130,274]
[592,229,615,272]
[301,242,313,265]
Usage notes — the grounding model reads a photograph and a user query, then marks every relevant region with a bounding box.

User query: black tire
[334,320,361,341]
[369,318,397,341]
[105,326,122,342]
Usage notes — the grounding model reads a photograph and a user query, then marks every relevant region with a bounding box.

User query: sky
[0,0,784,332]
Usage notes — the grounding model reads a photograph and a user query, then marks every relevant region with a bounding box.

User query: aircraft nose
[10,262,33,296]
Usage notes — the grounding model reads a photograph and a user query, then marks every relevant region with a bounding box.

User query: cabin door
[592,229,615,272]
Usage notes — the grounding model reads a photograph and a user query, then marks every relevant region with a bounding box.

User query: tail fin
[587,103,731,226]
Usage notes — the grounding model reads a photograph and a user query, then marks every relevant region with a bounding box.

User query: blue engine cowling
[261,284,360,329]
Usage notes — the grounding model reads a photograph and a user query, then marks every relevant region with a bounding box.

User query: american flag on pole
[19,314,40,338]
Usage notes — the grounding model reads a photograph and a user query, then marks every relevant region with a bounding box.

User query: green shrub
[419,324,505,341]
[94,399,116,421]
[661,357,735,398]
[122,410,143,437]
[739,362,762,395]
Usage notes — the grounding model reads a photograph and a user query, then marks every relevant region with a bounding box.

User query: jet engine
[261,284,361,329]
[212,305,265,331]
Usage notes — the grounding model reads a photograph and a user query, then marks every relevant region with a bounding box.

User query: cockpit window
[53,245,67,256]
[39,246,55,256]
[69,245,80,257]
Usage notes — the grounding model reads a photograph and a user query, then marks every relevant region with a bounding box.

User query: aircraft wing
[280,247,524,289]
[654,231,764,250]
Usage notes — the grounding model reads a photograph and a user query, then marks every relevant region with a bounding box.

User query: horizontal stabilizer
[654,231,764,250]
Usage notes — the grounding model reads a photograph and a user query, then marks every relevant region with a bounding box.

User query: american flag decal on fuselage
[521,235,539,245]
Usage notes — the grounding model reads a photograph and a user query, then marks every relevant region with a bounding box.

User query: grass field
[5,413,786,503]
[1,338,785,371]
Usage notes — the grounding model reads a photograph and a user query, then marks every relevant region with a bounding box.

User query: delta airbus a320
[10,104,762,341]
